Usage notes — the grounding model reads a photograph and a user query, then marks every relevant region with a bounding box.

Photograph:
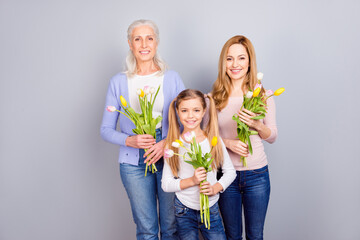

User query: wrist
[125,136,133,147]
[254,121,263,132]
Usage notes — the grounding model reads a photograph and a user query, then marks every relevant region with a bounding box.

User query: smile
[185,120,197,125]
[140,51,150,55]
[231,69,241,73]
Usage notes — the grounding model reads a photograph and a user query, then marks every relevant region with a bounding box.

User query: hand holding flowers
[232,73,285,167]
[107,85,162,176]
[164,132,218,229]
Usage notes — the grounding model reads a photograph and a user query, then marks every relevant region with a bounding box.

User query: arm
[100,76,157,148]
[161,157,182,192]
[161,161,207,192]
[100,77,129,146]
[180,167,207,190]
[200,139,236,196]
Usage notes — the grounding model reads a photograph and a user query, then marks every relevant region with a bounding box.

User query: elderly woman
[101,19,185,240]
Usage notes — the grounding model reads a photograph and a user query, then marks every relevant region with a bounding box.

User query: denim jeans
[120,128,177,240]
[219,165,270,240]
[174,197,226,240]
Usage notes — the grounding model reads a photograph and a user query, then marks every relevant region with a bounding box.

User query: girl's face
[177,98,205,133]
[226,43,249,82]
[128,25,158,64]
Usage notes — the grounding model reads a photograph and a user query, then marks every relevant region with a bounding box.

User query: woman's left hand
[237,108,262,130]
[199,181,217,196]
[143,139,165,165]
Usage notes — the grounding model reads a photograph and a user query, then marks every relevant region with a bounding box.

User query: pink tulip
[265,89,274,97]
[144,86,150,95]
[183,132,193,142]
[106,106,116,112]
[164,149,174,158]
[254,83,262,90]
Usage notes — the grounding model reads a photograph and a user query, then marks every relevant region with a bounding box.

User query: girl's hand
[125,134,156,149]
[192,167,207,185]
[199,181,217,196]
[143,140,165,165]
[237,108,262,130]
[223,139,249,157]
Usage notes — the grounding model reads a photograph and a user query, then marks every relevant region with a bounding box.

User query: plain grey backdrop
[1,0,360,239]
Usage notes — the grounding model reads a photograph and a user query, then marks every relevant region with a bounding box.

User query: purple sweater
[100,70,185,165]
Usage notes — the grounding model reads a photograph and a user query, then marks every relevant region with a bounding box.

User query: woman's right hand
[192,167,207,185]
[125,134,156,149]
[223,138,249,157]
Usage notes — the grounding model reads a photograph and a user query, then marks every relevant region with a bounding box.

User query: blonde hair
[165,89,223,177]
[211,35,264,111]
[126,19,167,77]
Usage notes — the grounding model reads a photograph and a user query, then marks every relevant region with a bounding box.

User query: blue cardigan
[100,70,185,165]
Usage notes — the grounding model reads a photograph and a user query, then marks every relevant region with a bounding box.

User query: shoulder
[164,70,181,80]
[110,72,127,84]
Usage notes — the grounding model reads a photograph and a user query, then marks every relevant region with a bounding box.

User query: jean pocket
[174,204,188,217]
[174,198,188,217]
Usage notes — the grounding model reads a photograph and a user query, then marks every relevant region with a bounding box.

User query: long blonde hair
[211,35,263,111]
[165,89,223,177]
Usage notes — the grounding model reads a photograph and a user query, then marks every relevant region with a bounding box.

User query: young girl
[161,89,236,240]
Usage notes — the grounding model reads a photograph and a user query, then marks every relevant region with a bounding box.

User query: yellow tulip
[274,88,285,96]
[175,139,183,146]
[211,136,218,147]
[120,96,127,107]
[140,89,144,98]
[253,87,261,97]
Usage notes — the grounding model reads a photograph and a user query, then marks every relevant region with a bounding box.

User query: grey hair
[126,19,167,77]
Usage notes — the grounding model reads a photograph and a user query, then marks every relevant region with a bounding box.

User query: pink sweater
[215,96,277,171]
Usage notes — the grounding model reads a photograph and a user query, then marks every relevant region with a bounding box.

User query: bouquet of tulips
[232,73,285,167]
[107,85,162,176]
[164,131,218,229]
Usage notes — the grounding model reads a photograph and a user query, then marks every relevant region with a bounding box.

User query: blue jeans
[174,197,226,240]
[120,129,177,240]
[219,165,270,240]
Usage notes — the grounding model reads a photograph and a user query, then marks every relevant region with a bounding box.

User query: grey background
[1,0,360,239]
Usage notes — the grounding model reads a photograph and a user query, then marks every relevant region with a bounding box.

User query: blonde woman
[210,35,278,240]
[101,19,185,239]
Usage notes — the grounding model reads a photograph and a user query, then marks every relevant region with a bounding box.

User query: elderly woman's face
[128,25,158,64]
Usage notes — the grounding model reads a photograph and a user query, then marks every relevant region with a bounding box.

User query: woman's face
[128,25,158,64]
[225,44,249,82]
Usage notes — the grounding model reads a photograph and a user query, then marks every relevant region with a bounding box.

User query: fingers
[193,167,207,184]
[199,182,213,195]
[144,148,163,164]
[136,134,156,149]
[237,110,257,128]
[242,108,255,116]
[230,140,249,157]
[143,140,164,163]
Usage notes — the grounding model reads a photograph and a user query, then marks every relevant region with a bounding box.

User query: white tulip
[172,142,181,148]
[257,72,264,81]
[246,91,253,98]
